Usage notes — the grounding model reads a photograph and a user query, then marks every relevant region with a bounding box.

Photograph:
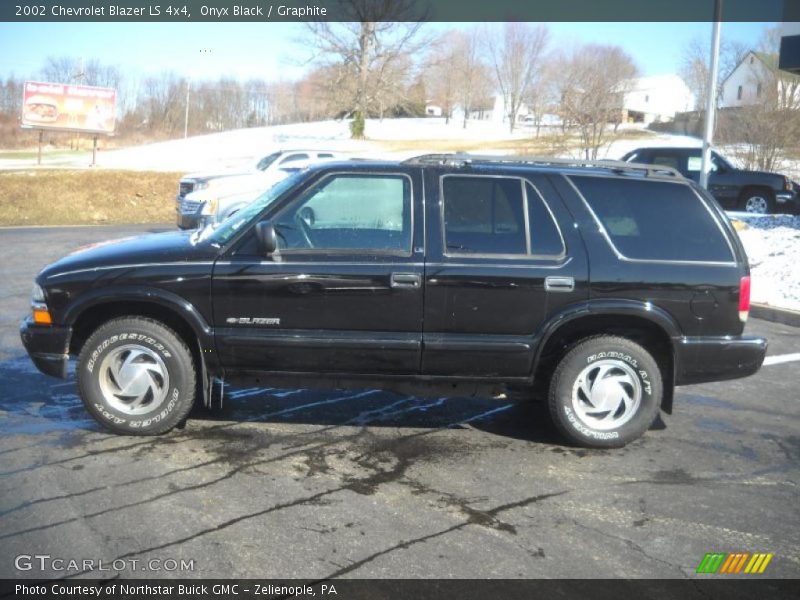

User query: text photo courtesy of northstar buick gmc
[20,155,767,448]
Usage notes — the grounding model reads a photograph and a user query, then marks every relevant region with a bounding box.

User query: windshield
[255,152,281,171]
[202,171,305,245]
[711,152,734,171]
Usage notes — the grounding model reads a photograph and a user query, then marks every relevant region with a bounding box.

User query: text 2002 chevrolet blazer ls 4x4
[20,155,767,448]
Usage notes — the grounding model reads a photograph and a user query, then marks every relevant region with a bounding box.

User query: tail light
[739,276,751,323]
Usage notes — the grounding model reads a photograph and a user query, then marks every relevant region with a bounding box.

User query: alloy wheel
[570,359,642,430]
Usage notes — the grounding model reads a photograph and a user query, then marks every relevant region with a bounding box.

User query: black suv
[621,146,800,214]
[20,155,767,448]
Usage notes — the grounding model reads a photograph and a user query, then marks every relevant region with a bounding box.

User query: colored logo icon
[696,552,774,574]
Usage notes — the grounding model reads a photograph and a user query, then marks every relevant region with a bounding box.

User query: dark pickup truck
[20,155,767,448]
[621,146,800,214]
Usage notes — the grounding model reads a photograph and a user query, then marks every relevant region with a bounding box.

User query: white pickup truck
[176,149,342,229]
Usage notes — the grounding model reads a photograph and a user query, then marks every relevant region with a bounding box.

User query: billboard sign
[22,80,116,134]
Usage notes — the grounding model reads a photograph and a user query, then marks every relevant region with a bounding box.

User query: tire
[77,317,196,435]
[739,189,774,215]
[548,336,662,448]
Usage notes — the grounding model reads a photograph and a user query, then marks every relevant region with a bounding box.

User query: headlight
[194,181,210,191]
[200,199,219,216]
[31,283,45,303]
[785,178,792,192]
[31,283,52,325]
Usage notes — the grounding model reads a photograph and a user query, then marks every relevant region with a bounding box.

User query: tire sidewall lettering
[587,350,651,396]
[564,406,620,440]
[87,333,171,373]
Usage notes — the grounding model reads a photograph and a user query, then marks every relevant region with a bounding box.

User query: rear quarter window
[569,176,734,263]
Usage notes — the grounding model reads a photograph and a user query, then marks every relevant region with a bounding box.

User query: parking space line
[763,352,800,366]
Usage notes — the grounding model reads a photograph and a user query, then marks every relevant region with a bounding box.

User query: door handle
[545,276,575,292]
[391,273,421,288]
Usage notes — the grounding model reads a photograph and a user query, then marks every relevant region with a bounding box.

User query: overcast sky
[0,21,773,83]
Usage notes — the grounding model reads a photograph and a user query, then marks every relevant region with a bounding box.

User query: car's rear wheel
[548,336,662,448]
[740,189,774,214]
[77,317,196,435]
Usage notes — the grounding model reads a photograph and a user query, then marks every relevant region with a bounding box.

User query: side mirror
[255,220,278,255]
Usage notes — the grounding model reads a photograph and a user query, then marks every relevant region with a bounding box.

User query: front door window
[274,174,412,254]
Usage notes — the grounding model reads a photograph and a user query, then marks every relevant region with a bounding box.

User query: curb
[751,303,800,328]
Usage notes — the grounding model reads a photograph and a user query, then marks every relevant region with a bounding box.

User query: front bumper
[19,316,72,379]
[674,335,767,386]
[775,191,800,213]
[176,195,200,230]
[176,211,200,230]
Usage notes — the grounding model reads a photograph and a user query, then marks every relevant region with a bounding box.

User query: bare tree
[680,37,748,110]
[374,55,422,118]
[425,30,460,123]
[452,28,492,129]
[554,44,639,159]
[0,76,23,115]
[425,28,492,126]
[306,0,428,138]
[484,23,549,133]
[41,56,82,83]
[139,73,186,135]
[522,59,561,138]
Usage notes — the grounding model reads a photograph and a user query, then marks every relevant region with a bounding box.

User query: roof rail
[401,153,683,179]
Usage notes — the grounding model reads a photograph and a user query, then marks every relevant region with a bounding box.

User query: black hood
[39,230,218,281]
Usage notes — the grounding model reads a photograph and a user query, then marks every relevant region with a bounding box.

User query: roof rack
[401,153,683,179]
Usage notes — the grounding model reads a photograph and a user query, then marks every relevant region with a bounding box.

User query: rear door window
[649,152,683,174]
[569,176,733,263]
[442,176,527,255]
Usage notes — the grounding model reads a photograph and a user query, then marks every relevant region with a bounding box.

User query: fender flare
[63,286,213,344]
[532,298,680,412]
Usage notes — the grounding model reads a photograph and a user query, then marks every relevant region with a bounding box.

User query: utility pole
[72,57,86,151]
[184,77,191,139]
[700,0,723,190]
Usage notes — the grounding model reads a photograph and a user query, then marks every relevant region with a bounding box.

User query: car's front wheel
[548,336,662,448]
[77,317,196,435]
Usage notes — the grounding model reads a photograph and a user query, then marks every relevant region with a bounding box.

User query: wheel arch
[532,301,677,413]
[738,184,775,205]
[65,289,216,375]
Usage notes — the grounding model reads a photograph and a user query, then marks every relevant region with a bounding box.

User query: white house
[720,51,800,108]
[424,104,443,117]
[621,75,694,124]
[460,95,532,124]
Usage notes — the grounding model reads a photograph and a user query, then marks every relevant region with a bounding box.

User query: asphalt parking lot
[0,225,798,580]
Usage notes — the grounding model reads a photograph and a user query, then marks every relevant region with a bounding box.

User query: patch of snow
[732,213,800,311]
[86,118,703,172]
[96,117,539,172]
